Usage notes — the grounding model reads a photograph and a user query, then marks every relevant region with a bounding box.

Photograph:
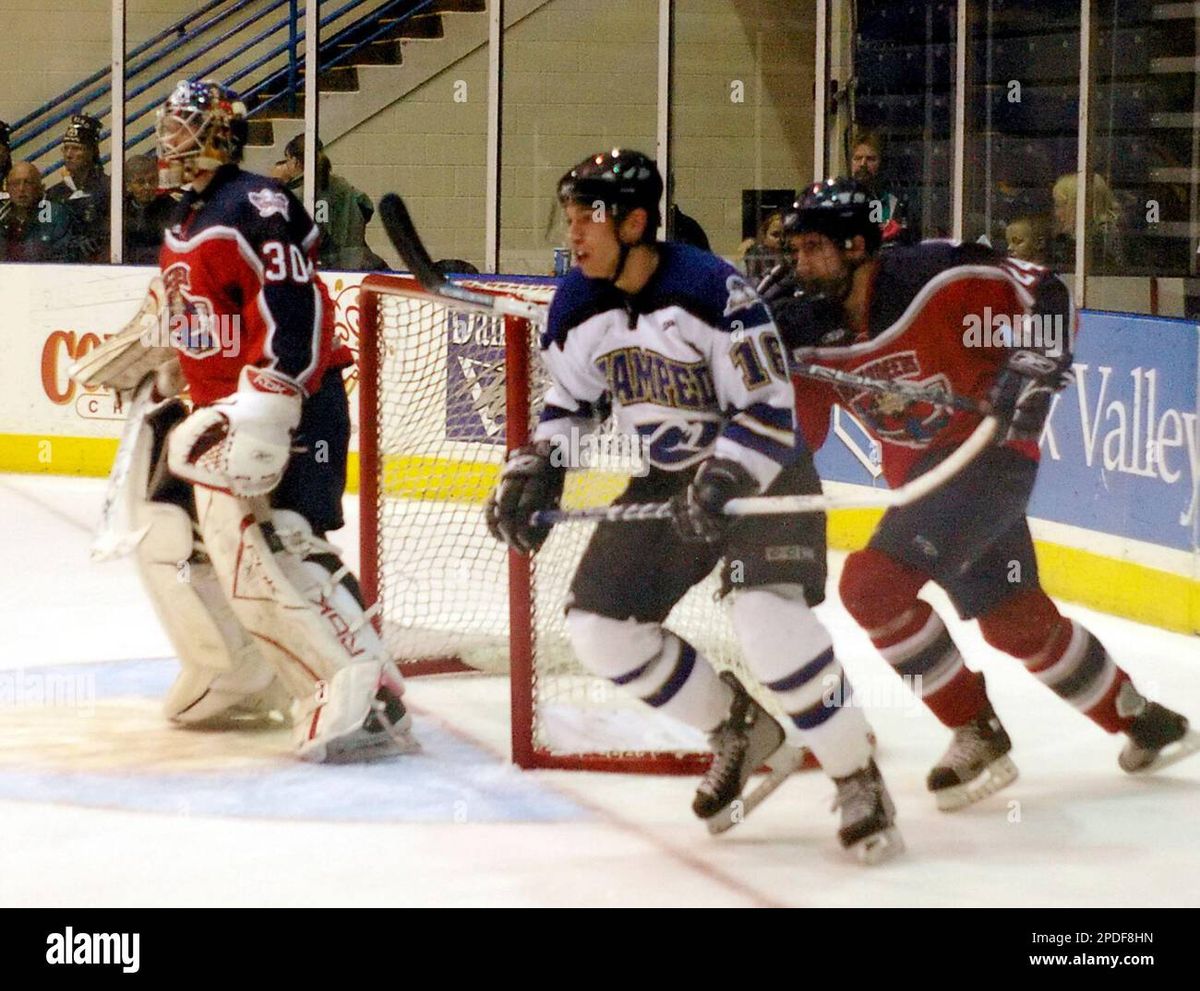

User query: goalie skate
[295,664,420,764]
[694,672,807,835]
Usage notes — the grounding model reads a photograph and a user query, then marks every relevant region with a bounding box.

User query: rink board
[0,264,1197,633]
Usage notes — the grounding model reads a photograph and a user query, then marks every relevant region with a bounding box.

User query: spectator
[850,127,913,245]
[0,162,73,262]
[1004,213,1053,266]
[1049,172,1122,273]
[281,135,386,270]
[739,210,786,283]
[123,153,178,265]
[46,114,110,262]
[0,121,11,194]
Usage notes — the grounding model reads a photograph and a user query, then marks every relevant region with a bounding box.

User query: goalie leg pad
[135,500,289,727]
[193,492,418,761]
[564,609,731,732]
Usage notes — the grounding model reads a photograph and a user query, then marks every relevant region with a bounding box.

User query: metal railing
[7,0,434,174]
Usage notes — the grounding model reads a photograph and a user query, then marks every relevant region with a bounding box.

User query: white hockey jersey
[534,242,798,490]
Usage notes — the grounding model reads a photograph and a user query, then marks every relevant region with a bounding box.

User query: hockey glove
[484,440,566,555]
[988,349,1072,444]
[168,365,303,497]
[670,458,759,545]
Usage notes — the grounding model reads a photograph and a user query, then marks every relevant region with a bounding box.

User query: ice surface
[1,473,1197,907]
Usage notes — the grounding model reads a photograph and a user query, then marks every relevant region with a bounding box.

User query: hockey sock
[731,586,871,777]
[841,548,989,728]
[563,609,732,732]
[978,590,1129,733]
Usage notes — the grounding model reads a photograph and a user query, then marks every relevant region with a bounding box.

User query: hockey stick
[378,193,547,321]
[792,362,989,415]
[529,415,999,525]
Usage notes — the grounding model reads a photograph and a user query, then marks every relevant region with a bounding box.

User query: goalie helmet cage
[357,273,794,775]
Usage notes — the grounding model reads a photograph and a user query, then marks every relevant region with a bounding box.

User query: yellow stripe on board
[3,433,1196,634]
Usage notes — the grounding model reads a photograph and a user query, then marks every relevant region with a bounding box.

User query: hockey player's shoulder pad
[199,168,317,256]
[648,242,772,333]
[871,240,1010,332]
[543,266,622,350]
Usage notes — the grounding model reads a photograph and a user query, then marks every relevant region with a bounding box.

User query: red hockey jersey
[158,165,352,406]
[779,241,1074,487]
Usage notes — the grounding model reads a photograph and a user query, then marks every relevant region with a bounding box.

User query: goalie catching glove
[988,348,1073,444]
[485,440,565,555]
[670,457,758,545]
[168,365,302,497]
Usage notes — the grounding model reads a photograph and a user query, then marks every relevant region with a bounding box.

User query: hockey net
[358,273,766,772]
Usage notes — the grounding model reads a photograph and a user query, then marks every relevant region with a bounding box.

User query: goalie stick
[530,415,999,526]
[378,193,547,321]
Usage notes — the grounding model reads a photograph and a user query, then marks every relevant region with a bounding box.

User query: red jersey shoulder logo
[840,350,952,449]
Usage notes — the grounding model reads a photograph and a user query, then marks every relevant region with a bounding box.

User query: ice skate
[1119,700,1200,774]
[295,664,420,764]
[927,697,1019,811]
[694,672,807,834]
[832,758,904,864]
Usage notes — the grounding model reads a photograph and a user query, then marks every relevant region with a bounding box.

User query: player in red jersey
[769,178,1197,809]
[74,81,415,763]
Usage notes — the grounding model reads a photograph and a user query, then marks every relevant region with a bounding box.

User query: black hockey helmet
[558,148,663,242]
[783,178,882,254]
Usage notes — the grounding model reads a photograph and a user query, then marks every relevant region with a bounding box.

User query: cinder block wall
[336,0,814,274]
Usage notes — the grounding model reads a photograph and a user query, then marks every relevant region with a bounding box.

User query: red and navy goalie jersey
[158,165,352,406]
[778,241,1074,487]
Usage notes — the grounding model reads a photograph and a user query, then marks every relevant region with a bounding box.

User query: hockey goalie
[69,80,416,763]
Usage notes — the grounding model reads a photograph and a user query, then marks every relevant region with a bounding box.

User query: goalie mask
[156,80,248,183]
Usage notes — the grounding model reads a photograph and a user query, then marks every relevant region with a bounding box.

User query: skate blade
[304,726,422,764]
[851,827,905,865]
[705,745,809,835]
[934,754,1019,811]
[1125,729,1200,775]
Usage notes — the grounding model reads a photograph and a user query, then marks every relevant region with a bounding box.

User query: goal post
[356,272,797,774]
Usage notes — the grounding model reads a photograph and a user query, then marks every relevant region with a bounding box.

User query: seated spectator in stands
[850,127,913,246]
[270,159,291,183]
[1004,212,1053,266]
[280,135,386,270]
[0,122,11,195]
[739,210,786,283]
[0,162,73,262]
[1049,172,1122,273]
[46,114,110,262]
[123,153,177,265]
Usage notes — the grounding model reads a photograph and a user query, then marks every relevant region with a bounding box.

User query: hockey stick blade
[378,193,444,291]
[378,193,546,321]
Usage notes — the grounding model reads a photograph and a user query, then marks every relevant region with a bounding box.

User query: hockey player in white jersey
[485,149,902,862]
